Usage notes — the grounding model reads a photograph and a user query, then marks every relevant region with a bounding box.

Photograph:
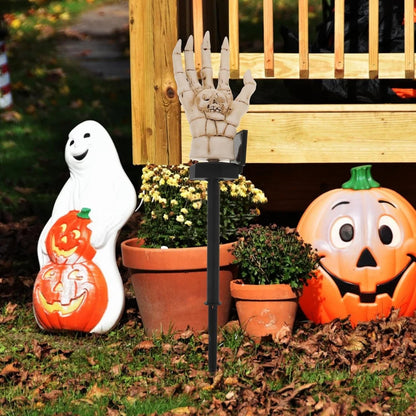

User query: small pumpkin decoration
[33,262,108,332]
[297,165,416,326]
[34,208,108,332]
[46,208,96,264]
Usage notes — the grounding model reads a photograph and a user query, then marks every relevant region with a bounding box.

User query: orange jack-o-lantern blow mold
[297,165,416,326]
[46,208,96,264]
[33,261,108,332]
[33,208,108,332]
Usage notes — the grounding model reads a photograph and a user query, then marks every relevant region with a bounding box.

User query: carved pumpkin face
[297,165,416,326]
[46,208,96,264]
[33,262,108,332]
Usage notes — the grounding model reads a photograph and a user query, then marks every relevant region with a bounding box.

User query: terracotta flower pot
[230,279,298,341]
[121,238,237,336]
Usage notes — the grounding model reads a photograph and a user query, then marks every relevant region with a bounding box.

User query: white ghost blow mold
[34,120,137,334]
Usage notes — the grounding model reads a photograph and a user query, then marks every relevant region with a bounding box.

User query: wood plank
[298,0,309,78]
[192,0,203,72]
[130,0,181,165]
[334,0,345,78]
[203,52,416,79]
[368,0,379,79]
[263,0,274,77]
[153,0,181,163]
[181,105,416,163]
[404,0,415,78]
[228,0,239,78]
[130,0,154,164]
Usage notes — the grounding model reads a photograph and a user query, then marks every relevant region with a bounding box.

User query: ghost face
[64,120,118,172]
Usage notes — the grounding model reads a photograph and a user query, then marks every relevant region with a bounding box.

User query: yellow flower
[11,19,21,29]
[171,199,178,206]
[176,215,185,223]
[167,177,179,187]
[185,220,192,227]
[192,201,202,210]
[163,214,169,221]
[181,208,188,215]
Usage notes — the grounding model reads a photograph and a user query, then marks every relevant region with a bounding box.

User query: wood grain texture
[181,104,416,163]
[130,0,181,165]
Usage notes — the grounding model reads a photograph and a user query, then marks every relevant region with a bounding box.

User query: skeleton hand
[173,31,256,161]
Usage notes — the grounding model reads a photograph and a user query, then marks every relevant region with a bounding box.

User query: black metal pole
[189,134,247,375]
[206,177,220,375]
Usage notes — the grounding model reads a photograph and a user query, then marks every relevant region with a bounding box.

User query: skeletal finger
[184,35,201,91]
[228,70,257,123]
[234,70,256,105]
[172,39,190,95]
[217,37,230,90]
[201,31,214,89]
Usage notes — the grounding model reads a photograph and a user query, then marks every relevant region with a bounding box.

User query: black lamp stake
[189,131,247,375]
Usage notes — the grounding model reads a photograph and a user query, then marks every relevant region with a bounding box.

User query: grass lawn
[1,0,135,223]
[2,1,416,415]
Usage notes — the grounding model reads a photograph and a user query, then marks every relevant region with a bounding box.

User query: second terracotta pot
[230,279,298,341]
[121,238,237,336]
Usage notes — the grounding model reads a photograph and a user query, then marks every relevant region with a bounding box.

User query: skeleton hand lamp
[173,31,256,162]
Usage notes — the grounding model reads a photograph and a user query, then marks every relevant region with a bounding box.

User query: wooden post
[130,0,181,165]
[298,0,309,79]
[368,0,379,79]
[229,0,240,78]
[404,0,415,79]
[263,0,274,77]
[334,0,345,78]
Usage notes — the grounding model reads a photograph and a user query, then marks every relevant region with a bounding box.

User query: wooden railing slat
[298,0,309,78]
[334,0,345,78]
[192,0,203,72]
[368,0,379,79]
[263,0,274,77]
[228,0,240,78]
[404,0,415,78]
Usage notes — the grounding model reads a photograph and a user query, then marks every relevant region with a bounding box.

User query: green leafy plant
[232,224,319,289]
[137,163,267,248]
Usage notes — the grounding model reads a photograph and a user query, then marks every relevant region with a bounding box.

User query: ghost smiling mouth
[73,150,89,161]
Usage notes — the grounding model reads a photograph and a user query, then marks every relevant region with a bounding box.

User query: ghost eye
[331,217,354,248]
[84,133,90,138]
[378,216,401,247]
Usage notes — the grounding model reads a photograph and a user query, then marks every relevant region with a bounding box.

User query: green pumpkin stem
[342,165,380,190]
[77,207,91,219]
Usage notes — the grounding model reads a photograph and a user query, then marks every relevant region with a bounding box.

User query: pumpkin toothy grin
[37,290,86,315]
[320,255,416,303]
[51,235,78,258]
